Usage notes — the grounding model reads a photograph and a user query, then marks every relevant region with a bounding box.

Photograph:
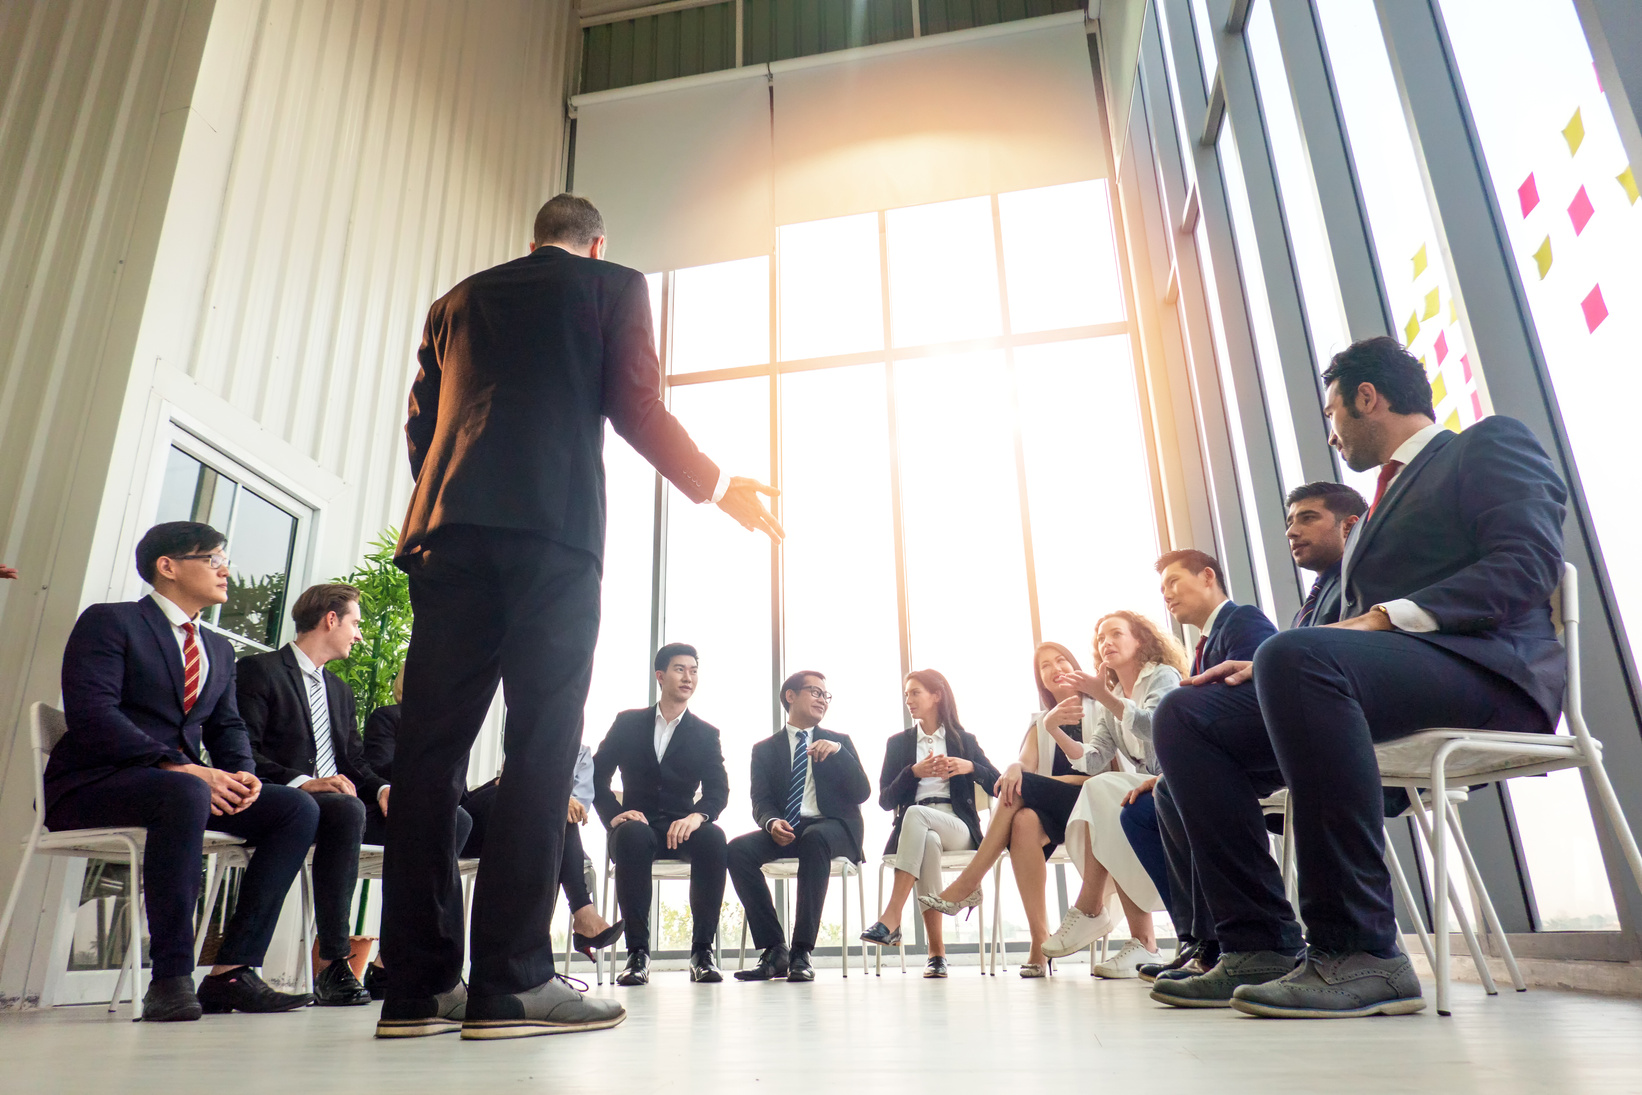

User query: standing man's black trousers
[383,526,601,999]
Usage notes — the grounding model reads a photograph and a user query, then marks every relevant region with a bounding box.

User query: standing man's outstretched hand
[717,477,785,544]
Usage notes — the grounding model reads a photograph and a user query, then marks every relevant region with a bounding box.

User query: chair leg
[1384,833,1436,970]
[1445,800,1526,993]
[111,836,142,1016]
[0,827,43,966]
[1408,792,1498,996]
[1281,796,1299,912]
[738,918,748,970]
[1420,762,1454,1016]
[989,860,1003,976]
[858,868,868,976]
[1582,746,1642,898]
[840,867,849,979]
[300,864,317,993]
[874,861,883,976]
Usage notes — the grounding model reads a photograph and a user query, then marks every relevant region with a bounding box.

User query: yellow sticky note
[1412,244,1428,279]
[1533,236,1553,279]
[1431,372,1449,405]
[1620,166,1639,205]
[1423,287,1441,320]
[1444,409,1463,433]
[1564,108,1585,155]
[1449,299,1457,323]
[1404,312,1421,344]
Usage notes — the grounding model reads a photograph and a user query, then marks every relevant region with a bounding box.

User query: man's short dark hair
[654,642,699,673]
[291,583,361,633]
[533,193,604,248]
[1154,549,1223,592]
[1286,481,1368,521]
[779,670,825,711]
[1321,335,1437,419]
[136,521,227,584]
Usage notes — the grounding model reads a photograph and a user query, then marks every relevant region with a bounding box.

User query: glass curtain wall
[585,179,1163,951]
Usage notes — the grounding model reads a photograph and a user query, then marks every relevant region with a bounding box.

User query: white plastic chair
[987,844,1116,976]
[736,856,868,976]
[0,702,247,1017]
[351,843,479,990]
[870,786,996,975]
[1374,563,1642,1015]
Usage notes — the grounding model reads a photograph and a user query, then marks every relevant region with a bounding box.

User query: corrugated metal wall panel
[919,0,1082,36]
[580,1,736,93]
[743,0,913,66]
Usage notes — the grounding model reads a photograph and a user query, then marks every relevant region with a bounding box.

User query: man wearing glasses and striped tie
[728,671,870,983]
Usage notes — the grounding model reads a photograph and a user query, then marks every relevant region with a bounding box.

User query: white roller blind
[573,72,773,275]
[772,15,1107,225]
[569,12,1106,274]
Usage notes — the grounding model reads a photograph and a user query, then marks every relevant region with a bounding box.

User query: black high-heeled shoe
[572,919,625,961]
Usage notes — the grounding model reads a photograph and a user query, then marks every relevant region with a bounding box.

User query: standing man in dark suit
[593,642,731,986]
[729,671,871,983]
[238,582,387,1007]
[1139,486,1363,989]
[1162,336,1567,1019]
[45,522,318,1021]
[380,194,783,1040]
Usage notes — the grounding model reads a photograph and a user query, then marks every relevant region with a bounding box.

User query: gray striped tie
[306,672,338,779]
[785,730,809,827]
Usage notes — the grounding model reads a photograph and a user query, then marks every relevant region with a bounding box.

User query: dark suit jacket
[47,598,255,810]
[1203,601,1278,667]
[1335,416,1567,722]
[593,706,730,826]
[750,727,871,862]
[236,645,387,802]
[396,246,720,564]
[878,725,1003,855]
[362,704,400,781]
[1293,563,1343,629]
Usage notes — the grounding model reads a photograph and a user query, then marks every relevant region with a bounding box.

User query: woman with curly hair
[1040,610,1187,977]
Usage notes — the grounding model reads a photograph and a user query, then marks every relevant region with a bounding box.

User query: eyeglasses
[800,685,832,702]
[174,552,232,570]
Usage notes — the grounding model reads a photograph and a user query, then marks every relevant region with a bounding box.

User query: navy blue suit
[46,598,318,977]
[1160,416,1566,954]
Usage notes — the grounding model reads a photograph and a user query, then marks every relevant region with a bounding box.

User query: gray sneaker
[375,981,467,1038]
[1231,951,1426,1018]
[1149,950,1300,1009]
[461,975,627,1040]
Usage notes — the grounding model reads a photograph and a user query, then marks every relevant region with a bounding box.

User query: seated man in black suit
[1159,336,1567,1018]
[46,521,318,1021]
[1138,486,1363,986]
[729,671,871,983]
[238,582,388,1007]
[594,643,730,986]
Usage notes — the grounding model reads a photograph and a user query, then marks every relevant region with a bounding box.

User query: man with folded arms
[46,522,318,1020]
[1155,336,1566,1017]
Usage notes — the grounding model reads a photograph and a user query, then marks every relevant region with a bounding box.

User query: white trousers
[889,803,976,897]
[1064,771,1164,911]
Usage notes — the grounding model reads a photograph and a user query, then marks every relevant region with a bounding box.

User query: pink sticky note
[1519,174,1539,217]
[1434,331,1449,363]
[1582,285,1608,332]
[1569,186,1595,234]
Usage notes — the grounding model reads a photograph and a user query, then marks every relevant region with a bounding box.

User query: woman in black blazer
[860,670,1001,978]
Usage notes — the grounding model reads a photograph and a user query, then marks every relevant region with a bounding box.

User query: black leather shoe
[860,921,903,947]
[197,966,314,1013]
[734,946,790,981]
[690,948,722,983]
[787,949,815,982]
[141,975,202,1022]
[363,962,387,1000]
[572,920,625,962]
[1139,940,1199,983]
[923,955,949,979]
[615,950,650,986]
[314,958,372,1006]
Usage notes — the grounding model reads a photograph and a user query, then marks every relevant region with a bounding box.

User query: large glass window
[1435,0,1630,932]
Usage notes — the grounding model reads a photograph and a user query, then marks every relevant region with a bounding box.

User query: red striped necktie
[1367,460,1404,521]
[181,622,203,713]
[1192,635,1207,676]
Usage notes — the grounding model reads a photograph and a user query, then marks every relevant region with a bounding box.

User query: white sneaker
[1042,905,1117,959]
[1092,939,1166,979]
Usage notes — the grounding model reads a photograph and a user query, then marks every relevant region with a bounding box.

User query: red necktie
[1367,460,1404,520]
[1192,635,1207,676]
[181,622,203,713]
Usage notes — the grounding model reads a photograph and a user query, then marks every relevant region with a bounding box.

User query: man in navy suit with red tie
[46,521,319,1021]
[1156,336,1567,1019]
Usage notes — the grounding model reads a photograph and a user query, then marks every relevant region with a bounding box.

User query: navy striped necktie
[1293,575,1326,629]
[785,729,809,827]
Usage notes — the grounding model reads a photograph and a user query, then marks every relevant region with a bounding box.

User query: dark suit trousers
[383,527,601,998]
[1153,777,1214,944]
[1117,788,1170,915]
[309,792,366,961]
[728,818,853,953]
[1158,628,1547,954]
[608,818,726,952]
[46,770,318,978]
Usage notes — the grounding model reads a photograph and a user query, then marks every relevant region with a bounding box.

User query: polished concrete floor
[3,963,1640,1093]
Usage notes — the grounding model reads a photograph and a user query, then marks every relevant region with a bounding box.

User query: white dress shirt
[783,723,821,821]
[1199,598,1229,640]
[149,592,210,687]
[654,707,685,761]
[914,725,951,802]
[1369,421,1447,633]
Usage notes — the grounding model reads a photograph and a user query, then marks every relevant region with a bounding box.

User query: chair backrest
[1554,562,1595,752]
[28,702,67,823]
[973,783,993,825]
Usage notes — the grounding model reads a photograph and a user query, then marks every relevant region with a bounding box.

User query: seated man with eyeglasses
[727,671,870,982]
[46,521,320,1021]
